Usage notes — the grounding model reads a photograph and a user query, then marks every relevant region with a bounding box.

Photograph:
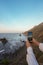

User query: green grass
[1,58,10,65]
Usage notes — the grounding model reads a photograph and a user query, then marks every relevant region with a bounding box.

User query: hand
[32,38,40,46]
[25,39,31,48]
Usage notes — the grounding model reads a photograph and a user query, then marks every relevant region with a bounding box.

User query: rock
[0,38,8,45]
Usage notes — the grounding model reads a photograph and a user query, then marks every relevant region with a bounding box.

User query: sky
[0,0,43,33]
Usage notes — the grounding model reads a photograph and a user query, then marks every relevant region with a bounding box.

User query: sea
[0,33,26,54]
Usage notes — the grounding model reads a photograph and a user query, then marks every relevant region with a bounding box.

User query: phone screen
[28,32,32,37]
[28,32,33,42]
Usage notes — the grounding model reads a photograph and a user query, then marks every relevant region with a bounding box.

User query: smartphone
[28,32,33,42]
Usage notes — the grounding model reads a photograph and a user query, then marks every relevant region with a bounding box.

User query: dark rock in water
[0,38,8,45]
[19,34,21,36]
[0,42,4,51]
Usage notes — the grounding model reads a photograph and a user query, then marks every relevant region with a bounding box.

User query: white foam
[0,49,5,53]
